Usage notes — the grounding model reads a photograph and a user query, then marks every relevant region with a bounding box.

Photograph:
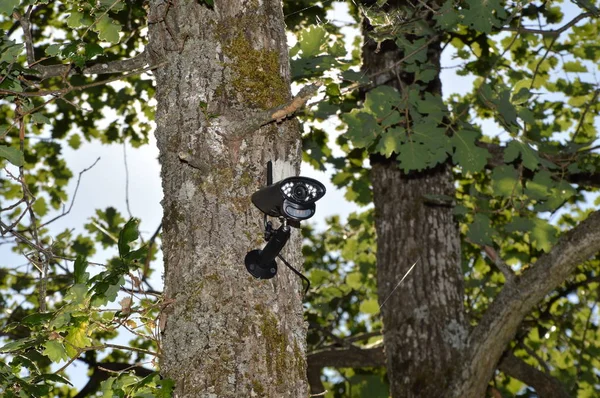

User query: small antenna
[266,161,273,186]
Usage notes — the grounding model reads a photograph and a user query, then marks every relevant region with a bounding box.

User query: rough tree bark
[147,0,308,396]
[360,2,600,397]
[361,4,469,395]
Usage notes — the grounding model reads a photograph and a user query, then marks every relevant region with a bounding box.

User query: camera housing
[251,176,326,224]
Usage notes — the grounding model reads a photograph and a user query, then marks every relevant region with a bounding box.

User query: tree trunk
[147,1,307,396]
[362,11,469,398]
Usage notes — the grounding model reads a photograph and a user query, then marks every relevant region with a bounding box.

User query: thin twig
[572,89,600,142]
[38,157,101,229]
[502,12,594,36]
[572,300,597,392]
[530,35,558,90]
[123,142,133,219]
[379,259,419,309]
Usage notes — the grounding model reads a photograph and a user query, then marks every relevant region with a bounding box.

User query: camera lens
[292,183,308,201]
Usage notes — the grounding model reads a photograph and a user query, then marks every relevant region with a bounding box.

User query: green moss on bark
[255,303,288,385]
[217,17,288,109]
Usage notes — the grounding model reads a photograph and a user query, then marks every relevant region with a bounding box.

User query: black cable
[277,254,310,296]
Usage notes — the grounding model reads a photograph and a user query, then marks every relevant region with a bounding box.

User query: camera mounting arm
[245,223,290,279]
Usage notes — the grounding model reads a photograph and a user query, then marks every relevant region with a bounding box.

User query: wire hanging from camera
[277,254,310,296]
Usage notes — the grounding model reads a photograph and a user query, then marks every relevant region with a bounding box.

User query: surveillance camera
[244,164,326,294]
[251,176,326,223]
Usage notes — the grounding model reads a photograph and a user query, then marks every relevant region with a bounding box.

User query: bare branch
[502,12,594,36]
[12,10,35,65]
[308,346,385,369]
[34,51,150,80]
[306,345,385,395]
[454,210,600,396]
[498,351,570,398]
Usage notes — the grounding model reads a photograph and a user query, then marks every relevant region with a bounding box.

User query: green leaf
[491,165,521,197]
[118,218,140,257]
[535,180,576,212]
[467,214,495,246]
[364,86,402,118]
[0,0,19,15]
[74,256,89,284]
[0,337,35,353]
[462,0,508,34]
[51,311,71,329]
[375,128,403,157]
[525,171,554,200]
[359,298,380,315]
[341,70,369,84]
[563,61,588,73]
[65,323,92,357]
[297,25,327,57]
[397,142,430,172]
[0,145,24,166]
[22,312,54,326]
[84,43,104,59]
[67,11,84,28]
[342,110,380,148]
[42,341,69,363]
[451,130,490,173]
[45,44,62,56]
[309,269,330,285]
[32,196,48,217]
[32,112,50,124]
[0,41,23,63]
[68,133,82,149]
[504,140,540,171]
[156,379,175,398]
[531,218,558,252]
[504,216,535,233]
[95,15,121,44]
[511,87,532,105]
[66,283,88,305]
[434,0,461,29]
[346,272,363,290]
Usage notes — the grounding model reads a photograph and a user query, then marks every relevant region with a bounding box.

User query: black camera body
[251,176,326,224]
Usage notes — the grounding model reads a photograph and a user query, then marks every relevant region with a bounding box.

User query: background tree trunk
[362,8,469,397]
[147,1,307,396]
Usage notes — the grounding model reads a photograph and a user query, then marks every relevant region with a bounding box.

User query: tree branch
[34,51,150,80]
[498,351,570,398]
[306,346,385,394]
[453,210,600,397]
[502,12,594,36]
